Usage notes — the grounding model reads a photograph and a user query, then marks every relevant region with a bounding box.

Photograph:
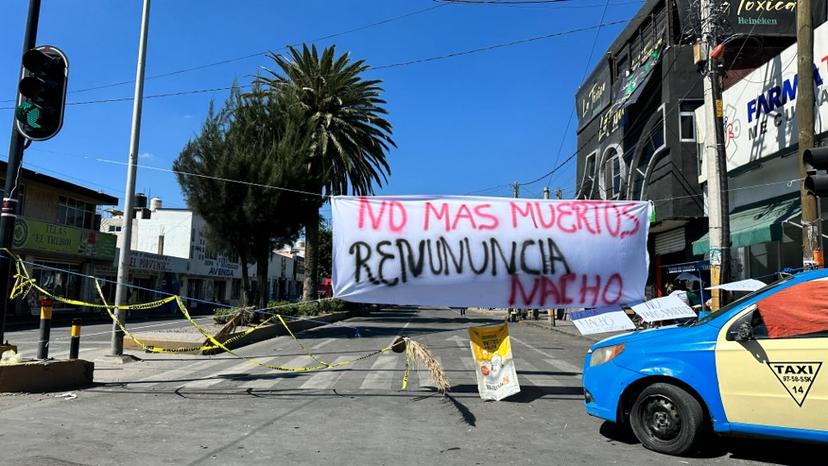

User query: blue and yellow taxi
[583,270,828,455]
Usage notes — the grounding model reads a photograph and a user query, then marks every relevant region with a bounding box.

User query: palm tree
[256,44,395,301]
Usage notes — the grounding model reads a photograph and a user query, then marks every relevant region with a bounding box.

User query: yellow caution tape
[2,250,396,371]
[401,358,411,390]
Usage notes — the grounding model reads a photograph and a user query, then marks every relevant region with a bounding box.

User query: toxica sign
[332,196,650,308]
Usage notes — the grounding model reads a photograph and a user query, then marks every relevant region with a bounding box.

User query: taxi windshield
[691,275,794,326]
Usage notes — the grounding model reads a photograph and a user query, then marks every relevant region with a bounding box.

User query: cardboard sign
[570,306,636,335]
[468,324,521,401]
[331,196,650,308]
[707,278,766,292]
[631,295,697,322]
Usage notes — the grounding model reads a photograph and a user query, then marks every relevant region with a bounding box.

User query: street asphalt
[0,307,824,465]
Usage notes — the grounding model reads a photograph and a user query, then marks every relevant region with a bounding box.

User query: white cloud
[139,152,155,160]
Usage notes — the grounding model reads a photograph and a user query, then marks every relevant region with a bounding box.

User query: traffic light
[15,45,68,141]
[804,146,828,196]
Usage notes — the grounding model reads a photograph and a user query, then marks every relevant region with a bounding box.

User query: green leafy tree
[175,86,307,309]
[256,44,395,300]
[316,217,332,284]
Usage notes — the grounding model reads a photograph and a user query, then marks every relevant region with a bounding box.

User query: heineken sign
[724,0,799,34]
[13,217,116,261]
[676,0,826,37]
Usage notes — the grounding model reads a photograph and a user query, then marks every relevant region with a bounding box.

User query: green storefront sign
[13,217,116,261]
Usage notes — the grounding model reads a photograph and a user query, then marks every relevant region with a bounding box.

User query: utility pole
[0,0,41,346]
[798,0,822,269]
[700,0,731,311]
[110,0,150,357]
[512,182,520,198]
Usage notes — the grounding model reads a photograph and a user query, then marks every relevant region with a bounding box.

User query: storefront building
[101,198,305,312]
[693,21,828,281]
[574,0,826,295]
[2,161,119,315]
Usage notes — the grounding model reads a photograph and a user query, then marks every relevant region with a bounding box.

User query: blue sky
[0,0,642,216]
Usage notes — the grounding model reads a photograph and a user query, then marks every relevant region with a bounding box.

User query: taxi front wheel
[629,383,705,456]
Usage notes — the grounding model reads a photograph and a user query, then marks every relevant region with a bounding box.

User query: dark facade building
[574,0,825,296]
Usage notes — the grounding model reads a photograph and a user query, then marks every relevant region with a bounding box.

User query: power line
[542,0,613,189]
[372,18,630,69]
[0,152,122,198]
[0,18,637,110]
[521,29,694,192]
[0,3,450,104]
[0,85,247,110]
[438,0,606,4]
[96,158,326,198]
[438,0,644,8]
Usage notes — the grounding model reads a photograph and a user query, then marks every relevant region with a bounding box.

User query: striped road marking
[299,356,352,390]
[359,355,398,390]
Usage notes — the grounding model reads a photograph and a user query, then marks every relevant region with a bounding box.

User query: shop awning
[692,196,800,256]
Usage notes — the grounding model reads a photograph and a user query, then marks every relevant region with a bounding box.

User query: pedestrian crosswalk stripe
[518,359,567,387]
[311,338,336,350]
[543,358,582,378]
[299,356,351,390]
[359,355,398,390]
[238,355,315,390]
[509,335,583,377]
[182,357,280,390]
[130,358,235,388]
[51,346,105,360]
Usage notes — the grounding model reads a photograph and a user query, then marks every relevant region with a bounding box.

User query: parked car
[582,271,828,455]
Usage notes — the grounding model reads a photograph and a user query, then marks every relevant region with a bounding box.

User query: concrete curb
[124,311,359,355]
[0,359,94,393]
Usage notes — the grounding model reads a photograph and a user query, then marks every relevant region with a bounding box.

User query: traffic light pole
[700,0,731,311]
[110,0,151,357]
[0,0,41,346]
[797,0,822,269]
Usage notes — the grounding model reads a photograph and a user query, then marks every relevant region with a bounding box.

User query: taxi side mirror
[734,322,754,341]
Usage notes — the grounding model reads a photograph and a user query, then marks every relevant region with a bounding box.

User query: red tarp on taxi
[756,280,828,338]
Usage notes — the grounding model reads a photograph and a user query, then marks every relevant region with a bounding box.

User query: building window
[611,156,621,198]
[231,279,241,300]
[615,53,629,80]
[108,225,122,232]
[601,148,624,200]
[32,261,83,305]
[679,100,703,142]
[57,196,95,229]
[580,151,597,198]
[680,112,695,141]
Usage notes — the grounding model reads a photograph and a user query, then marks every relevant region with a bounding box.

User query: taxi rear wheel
[629,383,704,456]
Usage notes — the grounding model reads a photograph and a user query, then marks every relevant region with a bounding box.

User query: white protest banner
[332,196,650,308]
[570,306,636,335]
[631,295,696,322]
[707,278,765,292]
[469,324,521,401]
